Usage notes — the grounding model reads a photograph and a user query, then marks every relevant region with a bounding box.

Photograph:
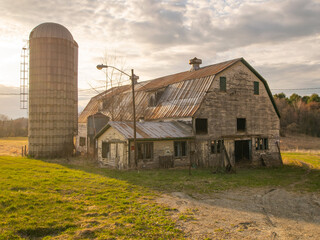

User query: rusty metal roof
[78,58,244,123]
[96,121,193,140]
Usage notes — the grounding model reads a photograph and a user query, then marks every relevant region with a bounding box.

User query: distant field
[0,156,182,239]
[0,137,27,156]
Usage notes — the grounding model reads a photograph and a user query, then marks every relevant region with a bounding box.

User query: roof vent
[189,57,202,71]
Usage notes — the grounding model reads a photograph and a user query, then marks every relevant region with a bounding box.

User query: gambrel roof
[79,58,280,123]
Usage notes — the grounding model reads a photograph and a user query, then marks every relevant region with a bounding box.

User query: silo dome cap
[29,22,74,42]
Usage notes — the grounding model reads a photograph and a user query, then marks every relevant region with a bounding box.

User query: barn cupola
[189,57,202,71]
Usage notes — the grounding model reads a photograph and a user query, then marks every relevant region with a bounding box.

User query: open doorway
[235,140,251,163]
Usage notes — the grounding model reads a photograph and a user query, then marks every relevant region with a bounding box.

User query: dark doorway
[235,140,251,163]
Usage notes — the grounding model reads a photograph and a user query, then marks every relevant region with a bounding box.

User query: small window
[211,140,224,154]
[255,138,268,150]
[220,77,226,92]
[195,118,208,134]
[254,81,259,95]
[79,137,86,146]
[102,142,110,158]
[138,142,153,160]
[174,141,187,157]
[237,118,246,131]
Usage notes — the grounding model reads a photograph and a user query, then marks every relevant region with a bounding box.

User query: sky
[0,0,320,119]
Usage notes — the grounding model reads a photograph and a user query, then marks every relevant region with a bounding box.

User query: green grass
[1,153,319,239]
[282,152,320,169]
[67,154,320,194]
[0,156,182,239]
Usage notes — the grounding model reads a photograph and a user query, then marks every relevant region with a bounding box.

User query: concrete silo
[28,22,78,157]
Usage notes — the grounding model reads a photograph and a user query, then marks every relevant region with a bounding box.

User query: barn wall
[129,140,191,169]
[194,61,281,167]
[97,127,128,169]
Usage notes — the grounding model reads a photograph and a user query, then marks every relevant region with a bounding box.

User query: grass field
[0,137,319,239]
[66,153,320,194]
[0,156,182,239]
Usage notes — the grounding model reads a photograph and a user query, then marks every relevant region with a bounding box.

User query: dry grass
[0,137,28,156]
[280,133,320,153]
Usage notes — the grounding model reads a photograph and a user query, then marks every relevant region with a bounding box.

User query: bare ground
[157,188,320,240]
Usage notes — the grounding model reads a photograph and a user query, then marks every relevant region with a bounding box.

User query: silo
[28,22,78,157]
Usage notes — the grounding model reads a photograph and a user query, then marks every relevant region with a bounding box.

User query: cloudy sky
[0,0,320,119]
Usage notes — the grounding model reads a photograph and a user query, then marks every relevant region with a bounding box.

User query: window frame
[102,142,110,158]
[195,118,208,135]
[220,76,226,92]
[237,118,246,132]
[255,138,268,150]
[137,142,153,160]
[79,137,86,146]
[174,141,187,157]
[211,140,224,154]
[254,81,259,95]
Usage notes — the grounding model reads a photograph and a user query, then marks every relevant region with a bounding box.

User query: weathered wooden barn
[77,57,282,169]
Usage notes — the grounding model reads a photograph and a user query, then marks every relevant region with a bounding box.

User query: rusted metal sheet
[78,58,242,123]
[109,121,193,139]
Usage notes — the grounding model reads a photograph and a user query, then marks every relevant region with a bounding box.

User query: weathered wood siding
[129,140,191,169]
[194,61,281,167]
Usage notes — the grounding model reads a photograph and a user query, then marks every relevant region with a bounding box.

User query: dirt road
[157,188,320,239]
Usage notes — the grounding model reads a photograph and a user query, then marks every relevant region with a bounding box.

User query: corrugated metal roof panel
[108,121,193,139]
[79,58,242,123]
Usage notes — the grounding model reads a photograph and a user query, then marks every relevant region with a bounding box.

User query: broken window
[220,77,226,92]
[102,142,110,158]
[255,138,268,150]
[148,90,164,107]
[195,118,208,134]
[138,142,153,160]
[79,137,86,146]
[211,140,224,154]
[174,141,187,157]
[254,81,259,95]
[237,118,246,131]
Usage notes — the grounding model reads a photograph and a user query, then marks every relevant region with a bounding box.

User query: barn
[77,57,282,169]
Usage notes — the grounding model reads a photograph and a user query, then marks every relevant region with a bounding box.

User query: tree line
[274,93,320,137]
[0,114,28,137]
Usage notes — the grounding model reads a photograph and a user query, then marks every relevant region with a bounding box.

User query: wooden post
[21,146,24,156]
[131,69,137,168]
[24,145,27,156]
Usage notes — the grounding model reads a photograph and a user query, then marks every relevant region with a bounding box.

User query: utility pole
[131,69,137,168]
[96,64,138,168]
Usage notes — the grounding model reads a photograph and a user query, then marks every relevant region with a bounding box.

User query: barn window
[254,81,259,95]
[174,141,187,157]
[211,140,223,154]
[255,138,268,150]
[138,142,153,160]
[220,77,226,92]
[237,118,246,131]
[102,142,110,158]
[195,118,208,134]
[79,137,86,146]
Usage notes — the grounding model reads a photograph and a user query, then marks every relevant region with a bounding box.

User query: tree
[307,93,320,103]
[274,92,286,99]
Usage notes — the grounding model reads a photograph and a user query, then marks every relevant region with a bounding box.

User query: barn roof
[78,58,280,123]
[95,121,193,140]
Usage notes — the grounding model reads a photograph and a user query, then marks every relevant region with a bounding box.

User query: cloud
[1,0,320,118]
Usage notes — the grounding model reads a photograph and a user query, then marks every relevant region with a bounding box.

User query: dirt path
[157,188,320,239]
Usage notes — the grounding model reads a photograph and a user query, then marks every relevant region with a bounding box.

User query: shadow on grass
[17,224,76,239]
